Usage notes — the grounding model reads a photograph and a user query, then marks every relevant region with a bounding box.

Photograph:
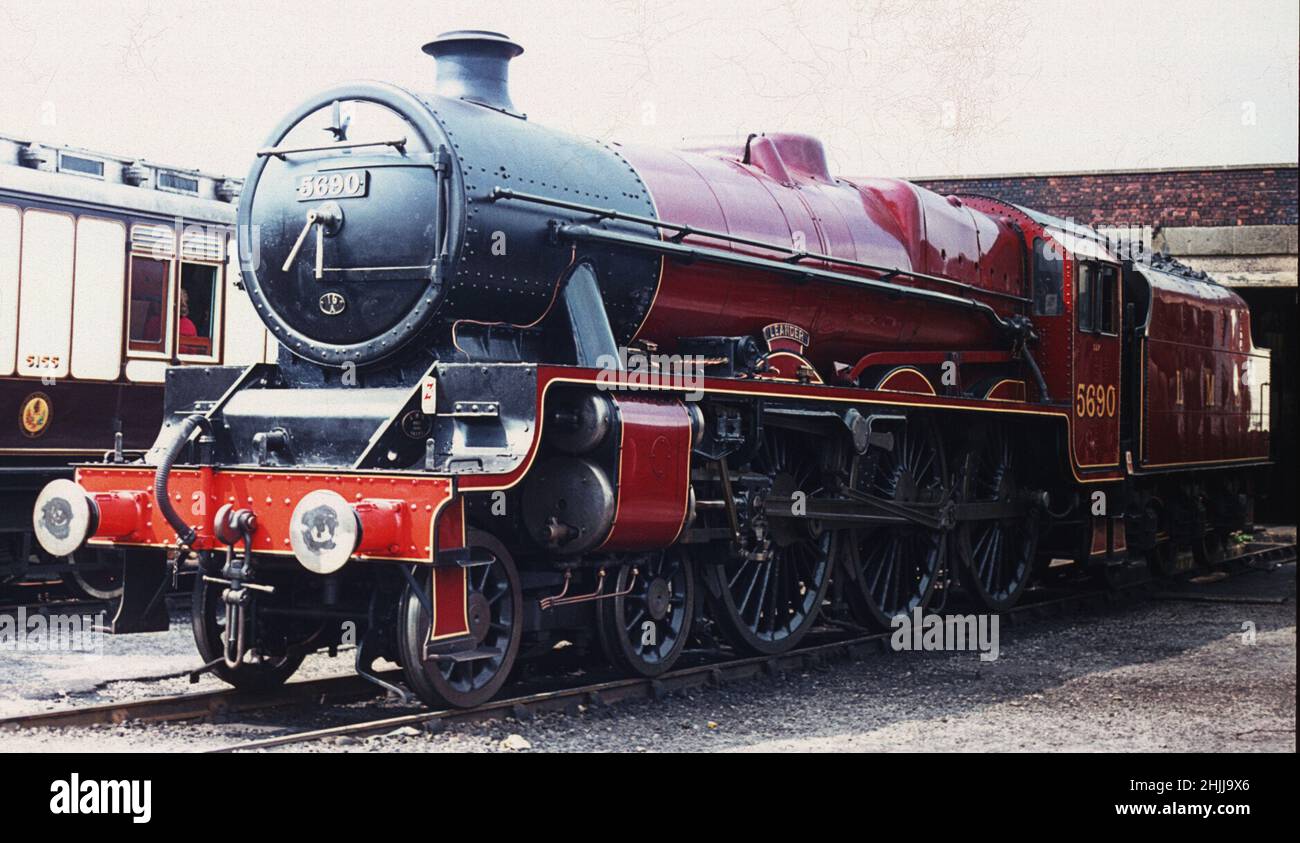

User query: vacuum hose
[154,414,207,548]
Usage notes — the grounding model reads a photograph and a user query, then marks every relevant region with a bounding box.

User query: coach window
[127,254,172,352]
[57,151,105,179]
[177,264,217,356]
[177,227,224,360]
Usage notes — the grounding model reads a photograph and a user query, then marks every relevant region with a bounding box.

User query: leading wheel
[597,550,695,677]
[706,426,835,655]
[956,426,1039,611]
[839,417,947,629]
[192,570,306,692]
[398,529,522,708]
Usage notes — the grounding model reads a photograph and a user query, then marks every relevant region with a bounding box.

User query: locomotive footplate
[66,465,459,563]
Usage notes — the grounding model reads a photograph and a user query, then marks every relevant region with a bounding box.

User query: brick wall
[911,166,1298,228]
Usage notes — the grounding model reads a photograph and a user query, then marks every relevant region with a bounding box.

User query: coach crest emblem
[21,392,51,438]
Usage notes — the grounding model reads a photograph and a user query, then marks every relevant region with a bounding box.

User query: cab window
[1076,260,1118,335]
[1077,262,1095,332]
[1032,237,1064,316]
[1098,264,1118,333]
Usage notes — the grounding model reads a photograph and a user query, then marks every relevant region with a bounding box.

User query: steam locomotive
[32,31,1270,707]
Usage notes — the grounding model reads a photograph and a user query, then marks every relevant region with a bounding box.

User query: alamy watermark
[0,609,106,656]
[50,774,151,824]
[595,346,706,401]
[890,608,1000,662]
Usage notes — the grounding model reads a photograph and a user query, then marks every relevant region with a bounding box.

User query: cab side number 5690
[1075,383,1117,418]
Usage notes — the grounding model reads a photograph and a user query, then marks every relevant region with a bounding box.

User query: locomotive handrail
[558,223,1053,403]
[490,186,1031,305]
[559,223,1010,325]
[256,136,409,158]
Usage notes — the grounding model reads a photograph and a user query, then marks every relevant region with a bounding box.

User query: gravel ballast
[1,562,1293,753]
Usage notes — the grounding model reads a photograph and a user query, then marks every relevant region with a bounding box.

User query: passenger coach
[1,134,274,604]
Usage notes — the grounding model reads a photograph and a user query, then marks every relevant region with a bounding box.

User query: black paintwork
[238,82,660,369]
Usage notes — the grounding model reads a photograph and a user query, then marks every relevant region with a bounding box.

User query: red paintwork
[353,499,406,555]
[430,495,469,640]
[620,137,1023,373]
[75,465,455,563]
[955,198,1077,404]
[616,134,1181,477]
[89,490,150,539]
[598,396,694,550]
[952,197,1121,470]
[436,495,466,551]
[431,566,468,640]
[1069,256,1123,470]
[846,350,1012,384]
[1140,272,1270,468]
[1087,515,1127,559]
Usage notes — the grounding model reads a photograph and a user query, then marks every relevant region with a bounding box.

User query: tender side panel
[1141,273,1271,467]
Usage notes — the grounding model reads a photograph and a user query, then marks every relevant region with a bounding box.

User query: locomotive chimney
[423,30,524,116]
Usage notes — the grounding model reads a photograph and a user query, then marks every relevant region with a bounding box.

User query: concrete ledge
[1179,256,1297,288]
[1158,224,1298,257]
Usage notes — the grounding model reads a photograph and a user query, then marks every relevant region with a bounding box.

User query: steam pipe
[562,262,620,367]
[154,414,207,547]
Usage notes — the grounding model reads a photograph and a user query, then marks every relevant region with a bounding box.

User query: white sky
[1,0,1296,180]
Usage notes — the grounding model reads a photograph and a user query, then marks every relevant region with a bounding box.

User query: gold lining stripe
[875,366,936,396]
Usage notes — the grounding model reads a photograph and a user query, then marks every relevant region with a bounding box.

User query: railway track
[0,672,395,731]
[1,540,1291,750]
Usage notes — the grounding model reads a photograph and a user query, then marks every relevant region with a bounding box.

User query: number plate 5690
[296,170,368,201]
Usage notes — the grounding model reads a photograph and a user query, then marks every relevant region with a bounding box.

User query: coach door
[1071,257,1122,470]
